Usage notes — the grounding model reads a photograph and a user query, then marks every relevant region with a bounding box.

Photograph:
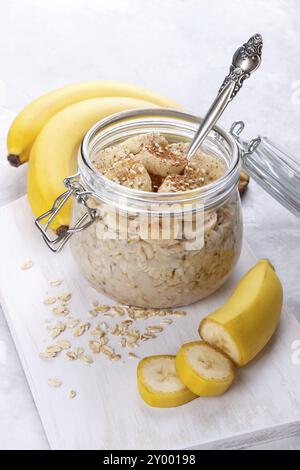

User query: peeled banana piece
[175,341,235,396]
[7,80,180,166]
[199,259,283,366]
[137,355,197,407]
[27,97,158,232]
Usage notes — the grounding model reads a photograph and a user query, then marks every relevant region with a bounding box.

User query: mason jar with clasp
[35,109,300,308]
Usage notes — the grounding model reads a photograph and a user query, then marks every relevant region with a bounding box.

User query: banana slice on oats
[175,341,235,397]
[140,143,187,177]
[104,158,152,191]
[137,355,197,407]
[158,174,199,193]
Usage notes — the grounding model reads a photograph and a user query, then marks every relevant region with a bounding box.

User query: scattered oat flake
[50,327,64,339]
[46,344,62,354]
[52,306,70,317]
[69,390,77,399]
[100,336,109,346]
[39,351,56,359]
[48,378,62,388]
[146,325,163,333]
[58,293,72,303]
[161,318,173,325]
[104,313,114,318]
[65,351,78,361]
[56,339,71,350]
[66,319,80,329]
[111,354,121,361]
[172,310,187,317]
[20,260,33,270]
[95,305,110,313]
[110,324,121,335]
[101,345,114,356]
[48,321,66,338]
[91,329,104,339]
[128,352,138,359]
[113,306,126,316]
[80,354,93,364]
[88,310,99,318]
[141,333,156,341]
[74,322,90,337]
[49,279,62,287]
[43,296,56,305]
[126,329,140,338]
[88,340,101,354]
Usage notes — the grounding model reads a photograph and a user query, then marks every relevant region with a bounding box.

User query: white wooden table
[0,0,299,450]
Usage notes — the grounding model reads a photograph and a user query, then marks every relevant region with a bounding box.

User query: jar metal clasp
[35,173,97,253]
[230,120,261,160]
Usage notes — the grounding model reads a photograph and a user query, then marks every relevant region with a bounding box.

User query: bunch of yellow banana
[138,259,283,407]
[27,97,163,232]
[7,80,179,167]
[7,81,180,231]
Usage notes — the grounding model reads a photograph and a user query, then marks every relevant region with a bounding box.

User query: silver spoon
[187,34,263,159]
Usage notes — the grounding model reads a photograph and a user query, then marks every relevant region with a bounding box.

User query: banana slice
[185,152,225,183]
[92,146,127,175]
[175,341,235,396]
[199,259,283,366]
[139,139,187,177]
[92,133,166,175]
[137,355,197,407]
[158,174,199,192]
[104,158,152,191]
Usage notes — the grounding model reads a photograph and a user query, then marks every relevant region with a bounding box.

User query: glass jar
[35,109,300,308]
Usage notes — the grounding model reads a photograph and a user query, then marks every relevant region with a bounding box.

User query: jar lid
[230,121,300,218]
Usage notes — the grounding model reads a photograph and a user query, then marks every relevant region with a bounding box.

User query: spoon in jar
[187,34,263,159]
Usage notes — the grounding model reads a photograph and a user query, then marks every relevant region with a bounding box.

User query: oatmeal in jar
[71,132,242,308]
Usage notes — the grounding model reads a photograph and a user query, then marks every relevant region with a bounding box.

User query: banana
[138,138,187,177]
[199,259,283,366]
[175,341,235,396]
[157,174,199,192]
[7,81,180,166]
[104,158,152,191]
[137,355,197,407]
[94,133,187,183]
[27,97,159,232]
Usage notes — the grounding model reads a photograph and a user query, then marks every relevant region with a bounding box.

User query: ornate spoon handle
[187,34,263,159]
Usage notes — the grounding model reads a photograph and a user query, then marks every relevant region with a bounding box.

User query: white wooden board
[0,196,299,450]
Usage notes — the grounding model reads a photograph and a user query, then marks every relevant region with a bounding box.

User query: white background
[0,0,299,449]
